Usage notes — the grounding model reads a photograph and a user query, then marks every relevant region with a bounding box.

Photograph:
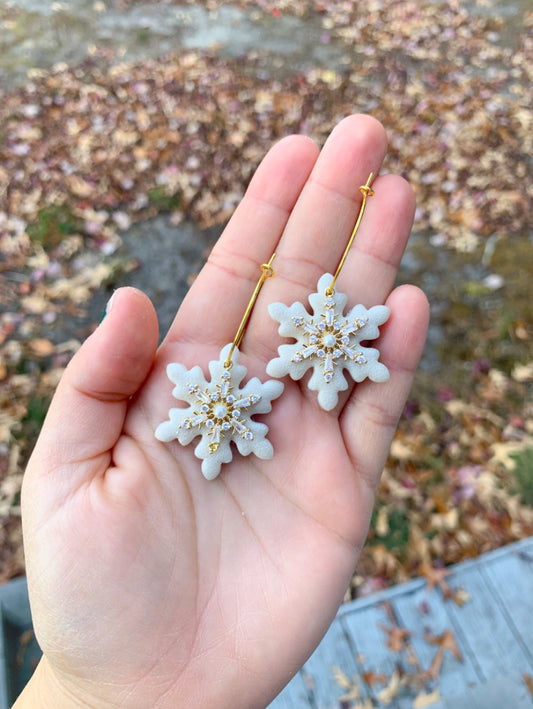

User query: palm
[21,116,429,709]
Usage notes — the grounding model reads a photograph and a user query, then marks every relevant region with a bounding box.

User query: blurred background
[0,0,532,601]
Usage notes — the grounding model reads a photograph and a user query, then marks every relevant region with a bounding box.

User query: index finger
[160,134,320,352]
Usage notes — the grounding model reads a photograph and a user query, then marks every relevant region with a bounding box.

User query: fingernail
[99,290,117,324]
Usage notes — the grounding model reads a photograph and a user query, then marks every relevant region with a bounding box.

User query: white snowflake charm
[266,273,390,411]
[155,344,284,480]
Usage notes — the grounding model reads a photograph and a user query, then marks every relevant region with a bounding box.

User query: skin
[16,114,429,709]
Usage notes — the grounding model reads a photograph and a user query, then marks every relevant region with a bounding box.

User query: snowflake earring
[155,255,284,480]
[266,174,390,411]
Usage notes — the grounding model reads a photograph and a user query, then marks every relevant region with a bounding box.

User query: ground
[0,0,532,594]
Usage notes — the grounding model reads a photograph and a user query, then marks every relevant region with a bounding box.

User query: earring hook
[326,172,375,296]
[224,253,276,369]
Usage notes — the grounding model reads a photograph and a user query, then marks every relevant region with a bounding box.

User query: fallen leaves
[424,629,463,681]
[419,563,460,602]
[355,355,533,594]
[332,613,463,708]
[0,0,532,586]
[413,689,441,708]
[379,624,412,653]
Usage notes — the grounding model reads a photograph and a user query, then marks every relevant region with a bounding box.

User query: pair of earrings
[155,174,390,480]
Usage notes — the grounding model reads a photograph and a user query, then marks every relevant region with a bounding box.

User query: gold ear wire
[325,172,375,297]
[224,253,276,369]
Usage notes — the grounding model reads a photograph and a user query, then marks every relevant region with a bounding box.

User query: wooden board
[269,536,533,708]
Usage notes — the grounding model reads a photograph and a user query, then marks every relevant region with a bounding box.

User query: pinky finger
[340,284,430,494]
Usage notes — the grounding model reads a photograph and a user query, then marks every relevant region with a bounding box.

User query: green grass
[26,204,81,248]
[147,186,182,212]
[371,506,411,559]
[511,448,533,507]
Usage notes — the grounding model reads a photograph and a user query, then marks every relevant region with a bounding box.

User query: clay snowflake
[266,273,390,411]
[155,344,284,480]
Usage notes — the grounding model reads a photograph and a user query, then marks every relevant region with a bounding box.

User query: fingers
[340,284,430,494]
[161,133,320,349]
[248,116,410,363]
[340,173,416,308]
[25,288,159,495]
[160,114,417,400]
[272,114,388,299]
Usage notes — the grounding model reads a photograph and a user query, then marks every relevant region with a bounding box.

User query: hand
[18,115,429,708]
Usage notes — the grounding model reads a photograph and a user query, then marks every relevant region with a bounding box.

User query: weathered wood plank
[300,618,359,709]
[340,601,407,704]
[442,671,533,709]
[392,581,480,696]
[481,538,533,662]
[445,564,533,680]
[271,538,533,708]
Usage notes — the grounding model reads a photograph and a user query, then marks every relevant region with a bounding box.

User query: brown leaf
[524,674,533,697]
[419,562,468,605]
[27,338,55,357]
[377,670,401,705]
[67,174,93,198]
[332,666,362,702]
[420,562,452,596]
[379,624,412,653]
[362,669,388,687]
[425,629,462,661]
[424,629,463,681]
[413,688,442,707]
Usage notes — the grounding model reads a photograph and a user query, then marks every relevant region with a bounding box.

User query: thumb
[25,287,159,495]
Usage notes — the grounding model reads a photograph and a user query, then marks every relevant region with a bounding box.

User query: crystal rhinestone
[226,394,235,404]
[334,321,342,331]
[222,421,231,431]
[205,419,215,429]
[324,372,333,383]
[221,371,231,380]
[333,348,342,359]
[187,384,198,393]
[325,308,334,327]
[232,409,240,418]
[182,420,192,429]
[355,355,367,364]
[325,297,335,307]
[303,322,319,335]
[309,335,318,344]
[341,345,357,359]
[232,419,246,434]
[318,322,326,331]
[250,394,261,404]
[302,345,318,358]
[200,404,209,413]
[291,353,303,363]
[341,335,350,345]
[211,392,220,402]
[244,431,254,441]
[316,348,326,358]
[292,316,304,326]
[190,414,207,427]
